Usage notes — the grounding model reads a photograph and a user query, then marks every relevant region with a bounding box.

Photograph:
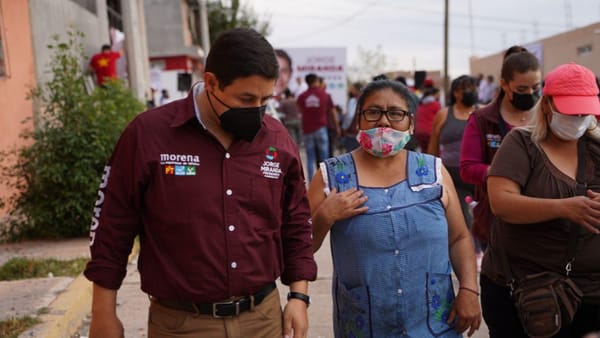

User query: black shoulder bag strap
[500,139,587,292]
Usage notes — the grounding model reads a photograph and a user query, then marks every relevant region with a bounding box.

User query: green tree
[0,29,144,241]
[207,0,271,43]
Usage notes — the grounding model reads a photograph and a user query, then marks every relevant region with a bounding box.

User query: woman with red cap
[482,62,600,337]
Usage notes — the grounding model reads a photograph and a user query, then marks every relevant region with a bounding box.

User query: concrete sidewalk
[0,238,92,338]
[1,236,489,337]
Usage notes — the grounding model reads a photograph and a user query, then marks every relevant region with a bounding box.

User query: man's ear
[203,72,218,92]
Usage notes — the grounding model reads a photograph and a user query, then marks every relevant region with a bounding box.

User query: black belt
[155,282,276,318]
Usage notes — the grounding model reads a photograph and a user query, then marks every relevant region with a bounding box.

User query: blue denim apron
[323,152,460,338]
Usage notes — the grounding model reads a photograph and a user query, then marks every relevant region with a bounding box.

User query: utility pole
[122,0,149,101]
[198,0,211,56]
[443,0,449,95]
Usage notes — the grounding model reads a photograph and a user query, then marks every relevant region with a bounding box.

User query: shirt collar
[170,82,208,129]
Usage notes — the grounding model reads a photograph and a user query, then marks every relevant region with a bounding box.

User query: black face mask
[207,91,265,142]
[461,90,478,107]
[510,91,540,111]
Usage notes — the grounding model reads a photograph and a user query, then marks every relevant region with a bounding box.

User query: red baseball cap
[542,62,600,116]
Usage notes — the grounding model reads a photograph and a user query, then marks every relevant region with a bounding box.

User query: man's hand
[89,283,123,338]
[89,313,124,338]
[282,299,308,338]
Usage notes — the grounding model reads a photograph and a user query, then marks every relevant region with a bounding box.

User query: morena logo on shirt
[160,153,200,176]
[261,146,282,179]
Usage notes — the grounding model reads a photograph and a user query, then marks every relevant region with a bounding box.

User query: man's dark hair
[372,74,388,81]
[101,44,111,51]
[283,88,294,98]
[205,28,279,89]
[394,76,407,86]
[275,49,292,72]
[305,73,318,86]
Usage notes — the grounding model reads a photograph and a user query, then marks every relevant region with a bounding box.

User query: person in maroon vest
[459,46,541,254]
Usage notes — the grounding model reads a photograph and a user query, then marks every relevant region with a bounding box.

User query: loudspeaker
[414,70,426,89]
[177,73,192,92]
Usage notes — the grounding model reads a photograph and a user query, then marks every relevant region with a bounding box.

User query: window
[70,0,97,14]
[577,44,592,57]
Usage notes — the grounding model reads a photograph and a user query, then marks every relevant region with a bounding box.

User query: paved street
[76,234,489,337]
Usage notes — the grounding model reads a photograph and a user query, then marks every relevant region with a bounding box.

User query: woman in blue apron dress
[308,80,481,337]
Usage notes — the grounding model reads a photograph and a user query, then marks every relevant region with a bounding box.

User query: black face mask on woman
[461,90,478,106]
[510,91,540,111]
[207,91,266,142]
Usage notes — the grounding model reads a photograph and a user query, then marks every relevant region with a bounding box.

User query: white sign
[279,47,347,111]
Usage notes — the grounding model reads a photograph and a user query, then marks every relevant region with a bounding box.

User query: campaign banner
[277,47,347,110]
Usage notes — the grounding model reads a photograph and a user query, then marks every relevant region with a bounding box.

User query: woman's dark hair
[356,80,417,117]
[503,45,528,60]
[448,75,477,105]
[497,45,540,98]
[205,28,279,89]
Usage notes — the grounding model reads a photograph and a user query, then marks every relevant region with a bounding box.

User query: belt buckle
[212,300,239,318]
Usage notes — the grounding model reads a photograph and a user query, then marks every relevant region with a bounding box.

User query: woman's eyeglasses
[361,108,410,122]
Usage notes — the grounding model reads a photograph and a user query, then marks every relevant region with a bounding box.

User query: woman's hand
[448,288,482,337]
[562,191,600,234]
[317,188,368,225]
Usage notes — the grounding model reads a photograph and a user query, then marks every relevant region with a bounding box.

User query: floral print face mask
[356,127,411,158]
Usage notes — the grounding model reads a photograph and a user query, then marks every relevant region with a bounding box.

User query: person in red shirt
[84,28,317,338]
[88,44,120,86]
[414,87,441,151]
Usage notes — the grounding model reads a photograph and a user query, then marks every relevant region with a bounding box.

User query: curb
[25,240,140,338]
[32,273,93,338]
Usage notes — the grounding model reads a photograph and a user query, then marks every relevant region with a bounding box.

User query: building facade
[144,0,205,103]
[470,22,600,82]
[0,0,149,209]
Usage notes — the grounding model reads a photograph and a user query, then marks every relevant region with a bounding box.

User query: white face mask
[549,111,593,141]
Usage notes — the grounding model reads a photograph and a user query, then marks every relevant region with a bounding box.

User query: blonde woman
[483,62,600,337]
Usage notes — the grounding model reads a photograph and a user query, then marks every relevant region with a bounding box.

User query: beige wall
[0,0,36,206]
[470,22,600,82]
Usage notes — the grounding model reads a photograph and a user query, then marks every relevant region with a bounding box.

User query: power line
[284,0,380,42]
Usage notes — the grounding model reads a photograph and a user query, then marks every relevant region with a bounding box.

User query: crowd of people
[84,27,600,338]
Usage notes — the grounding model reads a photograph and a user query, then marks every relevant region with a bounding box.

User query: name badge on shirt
[261,146,282,179]
[485,134,502,149]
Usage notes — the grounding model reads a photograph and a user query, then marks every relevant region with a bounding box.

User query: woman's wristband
[459,286,480,296]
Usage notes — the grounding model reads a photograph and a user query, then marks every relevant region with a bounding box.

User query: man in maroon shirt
[297,73,332,180]
[88,44,120,86]
[84,28,317,338]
